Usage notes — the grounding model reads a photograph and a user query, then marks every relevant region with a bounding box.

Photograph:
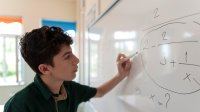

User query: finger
[117,53,126,62]
[118,59,130,69]
[125,61,131,70]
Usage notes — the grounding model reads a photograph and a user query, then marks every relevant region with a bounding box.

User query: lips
[74,69,77,72]
[73,66,78,72]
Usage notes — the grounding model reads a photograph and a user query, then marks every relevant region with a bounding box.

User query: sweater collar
[34,74,53,100]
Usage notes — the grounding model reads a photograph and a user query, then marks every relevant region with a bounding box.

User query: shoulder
[14,83,38,100]
[63,81,97,102]
[63,81,90,89]
[4,83,37,111]
[63,81,97,95]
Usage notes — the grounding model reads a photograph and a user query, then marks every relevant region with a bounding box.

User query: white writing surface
[88,0,200,112]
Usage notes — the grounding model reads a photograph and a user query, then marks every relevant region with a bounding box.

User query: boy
[4,26,131,112]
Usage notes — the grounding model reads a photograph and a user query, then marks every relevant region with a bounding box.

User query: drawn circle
[140,21,200,94]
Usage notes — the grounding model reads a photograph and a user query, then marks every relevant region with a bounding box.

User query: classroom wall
[0,0,76,104]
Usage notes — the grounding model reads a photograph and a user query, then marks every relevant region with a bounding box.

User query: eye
[64,54,71,59]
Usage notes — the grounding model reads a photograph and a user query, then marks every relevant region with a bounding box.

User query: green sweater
[4,75,97,112]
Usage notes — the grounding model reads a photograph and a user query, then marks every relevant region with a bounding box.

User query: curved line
[143,12,200,31]
[193,21,200,26]
[143,22,186,38]
[158,40,199,46]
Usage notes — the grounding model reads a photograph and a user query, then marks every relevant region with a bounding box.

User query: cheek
[59,62,72,72]
[54,60,73,73]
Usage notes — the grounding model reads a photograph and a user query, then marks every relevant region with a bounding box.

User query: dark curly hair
[20,26,73,74]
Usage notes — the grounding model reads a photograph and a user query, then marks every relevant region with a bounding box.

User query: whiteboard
[87,0,200,112]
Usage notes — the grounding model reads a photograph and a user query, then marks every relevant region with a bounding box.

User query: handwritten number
[185,51,188,63]
[162,31,167,40]
[154,8,160,18]
[160,57,166,65]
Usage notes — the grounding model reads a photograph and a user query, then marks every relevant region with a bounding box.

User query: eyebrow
[62,51,72,57]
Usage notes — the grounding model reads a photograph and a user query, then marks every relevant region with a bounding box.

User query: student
[4,26,132,112]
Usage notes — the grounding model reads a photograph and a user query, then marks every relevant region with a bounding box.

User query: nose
[72,54,79,65]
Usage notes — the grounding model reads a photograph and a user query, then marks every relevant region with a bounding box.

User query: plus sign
[170,60,176,67]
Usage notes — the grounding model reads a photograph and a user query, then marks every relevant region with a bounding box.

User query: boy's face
[48,44,79,81]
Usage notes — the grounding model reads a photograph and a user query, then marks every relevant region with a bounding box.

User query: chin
[64,75,76,81]
[71,74,76,80]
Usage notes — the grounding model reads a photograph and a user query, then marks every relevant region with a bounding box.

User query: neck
[40,75,63,94]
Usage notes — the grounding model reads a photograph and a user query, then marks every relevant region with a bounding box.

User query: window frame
[0,16,23,86]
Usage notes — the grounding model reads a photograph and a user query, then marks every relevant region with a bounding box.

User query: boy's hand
[116,53,132,78]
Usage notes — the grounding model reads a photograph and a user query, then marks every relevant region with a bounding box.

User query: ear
[38,64,51,75]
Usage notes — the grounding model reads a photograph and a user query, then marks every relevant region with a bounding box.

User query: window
[0,17,23,86]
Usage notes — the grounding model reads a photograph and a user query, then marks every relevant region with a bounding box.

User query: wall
[0,0,76,104]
